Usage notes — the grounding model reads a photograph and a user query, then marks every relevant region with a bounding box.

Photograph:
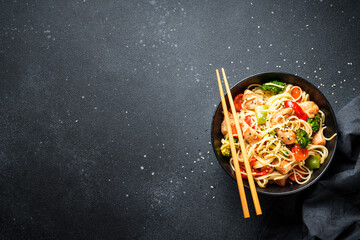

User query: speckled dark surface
[1,0,359,239]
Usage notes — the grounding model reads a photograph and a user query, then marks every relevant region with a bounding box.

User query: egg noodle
[220,84,337,188]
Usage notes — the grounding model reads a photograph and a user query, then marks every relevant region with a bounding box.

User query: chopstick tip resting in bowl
[215,68,262,217]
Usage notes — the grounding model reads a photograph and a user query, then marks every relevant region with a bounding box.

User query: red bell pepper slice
[244,115,256,129]
[291,88,302,102]
[284,100,308,121]
[240,166,271,179]
[233,93,244,111]
[231,123,243,137]
[289,166,305,181]
[291,143,308,161]
[229,93,244,113]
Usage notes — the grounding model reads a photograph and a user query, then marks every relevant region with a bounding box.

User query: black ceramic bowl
[211,72,338,195]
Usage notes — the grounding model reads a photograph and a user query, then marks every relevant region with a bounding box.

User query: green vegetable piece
[261,81,286,95]
[307,115,321,133]
[221,137,238,157]
[282,150,289,157]
[225,137,238,143]
[305,155,321,170]
[295,129,310,149]
[255,105,268,125]
[220,142,231,157]
[268,130,276,137]
[220,144,231,157]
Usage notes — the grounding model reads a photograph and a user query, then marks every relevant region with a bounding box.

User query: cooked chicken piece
[275,160,292,175]
[299,101,319,118]
[242,124,262,144]
[221,113,235,135]
[242,89,265,110]
[269,108,296,144]
[270,108,294,125]
[312,130,326,146]
[274,178,287,187]
[277,129,296,144]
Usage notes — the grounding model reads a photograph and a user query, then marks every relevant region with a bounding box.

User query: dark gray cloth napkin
[260,95,360,240]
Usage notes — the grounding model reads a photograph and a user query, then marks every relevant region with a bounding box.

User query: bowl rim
[211,71,338,196]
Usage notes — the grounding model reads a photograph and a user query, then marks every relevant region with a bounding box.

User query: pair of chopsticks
[216,68,262,218]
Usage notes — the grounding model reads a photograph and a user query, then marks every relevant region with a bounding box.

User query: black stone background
[1,0,359,239]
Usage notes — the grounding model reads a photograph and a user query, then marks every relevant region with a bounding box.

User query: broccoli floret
[295,129,310,149]
[220,144,231,157]
[307,115,321,133]
[226,137,238,143]
[220,137,238,157]
[261,81,286,95]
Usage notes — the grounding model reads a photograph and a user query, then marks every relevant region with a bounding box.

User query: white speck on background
[140,166,144,170]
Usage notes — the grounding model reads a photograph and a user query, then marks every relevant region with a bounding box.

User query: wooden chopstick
[221,68,262,216]
[216,69,250,218]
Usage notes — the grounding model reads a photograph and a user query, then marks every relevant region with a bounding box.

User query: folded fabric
[303,95,360,240]
[260,95,360,240]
